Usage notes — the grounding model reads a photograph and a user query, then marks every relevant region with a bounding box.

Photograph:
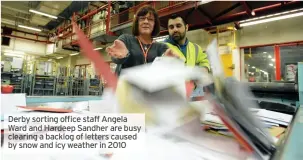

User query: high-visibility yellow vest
[165,42,210,70]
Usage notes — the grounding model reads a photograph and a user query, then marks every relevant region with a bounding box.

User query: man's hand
[106,40,128,59]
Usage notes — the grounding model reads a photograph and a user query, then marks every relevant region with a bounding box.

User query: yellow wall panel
[220,53,233,77]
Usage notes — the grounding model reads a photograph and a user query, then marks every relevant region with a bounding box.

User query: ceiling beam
[213,2,241,20]
[185,8,196,24]
[197,7,213,25]
[1,5,30,15]
[240,1,254,16]
[2,13,29,21]
[158,1,198,17]
[39,3,62,11]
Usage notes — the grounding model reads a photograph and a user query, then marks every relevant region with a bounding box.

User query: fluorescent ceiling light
[70,53,79,56]
[4,50,25,55]
[269,63,273,66]
[29,9,57,19]
[18,25,41,32]
[4,53,24,58]
[239,8,303,23]
[240,11,303,27]
[252,66,255,69]
[268,55,272,58]
[155,38,166,42]
[48,59,52,61]
[263,52,267,54]
[200,0,214,5]
[271,59,275,62]
[94,47,103,50]
[154,35,168,42]
[56,57,63,59]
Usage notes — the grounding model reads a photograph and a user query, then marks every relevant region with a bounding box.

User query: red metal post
[86,9,91,38]
[274,45,281,81]
[106,1,112,35]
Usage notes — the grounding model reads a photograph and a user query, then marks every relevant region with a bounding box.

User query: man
[164,14,210,73]
[164,14,211,99]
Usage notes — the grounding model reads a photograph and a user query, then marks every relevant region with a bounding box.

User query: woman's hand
[106,40,129,59]
[163,49,179,58]
[163,49,185,62]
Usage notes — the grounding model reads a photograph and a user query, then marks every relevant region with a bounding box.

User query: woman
[106,5,174,75]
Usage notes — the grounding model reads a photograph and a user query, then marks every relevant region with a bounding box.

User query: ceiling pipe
[1,27,48,38]
[2,34,53,44]
[240,2,254,16]
[216,1,300,21]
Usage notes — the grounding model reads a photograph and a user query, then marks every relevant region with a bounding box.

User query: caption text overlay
[3,113,145,154]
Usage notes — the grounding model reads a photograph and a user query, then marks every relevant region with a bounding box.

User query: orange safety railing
[110,1,151,29]
[155,1,184,11]
[57,1,196,48]
[88,13,108,38]
[110,1,188,29]
[60,4,109,49]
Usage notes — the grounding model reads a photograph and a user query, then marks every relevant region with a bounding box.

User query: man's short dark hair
[132,5,160,37]
[168,14,187,25]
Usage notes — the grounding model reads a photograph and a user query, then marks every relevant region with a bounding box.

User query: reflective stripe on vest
[193,43,199,65]
[165,42,200,66]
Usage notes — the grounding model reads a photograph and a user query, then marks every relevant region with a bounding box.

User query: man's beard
[171,31,186,42]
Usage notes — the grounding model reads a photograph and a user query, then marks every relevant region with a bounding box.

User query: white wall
[1,31,48,56]
[186,16,303,81]
[186,29,210,50]
[70,49,111,66]
[238,16,303,47]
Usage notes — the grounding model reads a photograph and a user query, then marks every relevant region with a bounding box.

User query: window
[280,45,303,81]
[242,43,303,82]
[244,46,275,82]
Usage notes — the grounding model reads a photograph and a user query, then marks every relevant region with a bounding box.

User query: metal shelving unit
[1,71,25,93]
[55,67,70,96]
[56,76,69,95]
[84,78,102,95]
[31,75,56,96]
[70,78,85,96]
[23,74,32,95]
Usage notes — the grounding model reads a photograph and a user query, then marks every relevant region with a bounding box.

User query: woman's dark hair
[132,5,160,37]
